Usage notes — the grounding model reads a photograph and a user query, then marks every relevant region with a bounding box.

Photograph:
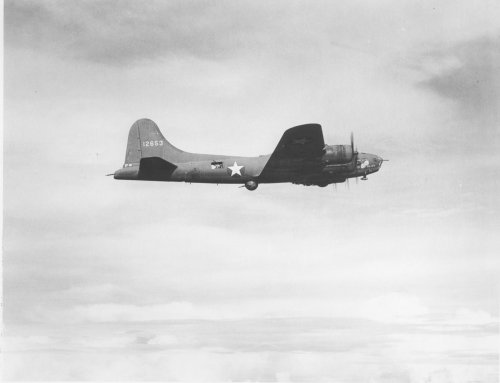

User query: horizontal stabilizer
[138,157,177,181]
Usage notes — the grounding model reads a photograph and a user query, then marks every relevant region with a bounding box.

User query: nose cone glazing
[357,153,383,175]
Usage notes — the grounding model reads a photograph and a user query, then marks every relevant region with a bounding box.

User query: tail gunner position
[112,119,384,191]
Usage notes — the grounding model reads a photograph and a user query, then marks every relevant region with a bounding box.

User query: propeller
[351,132,359,154]
[350,132,358,173]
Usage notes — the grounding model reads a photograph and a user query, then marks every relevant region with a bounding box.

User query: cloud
[30,294,428,324]
[4,0,271,65]
[362,293,430,324]
[147,334,179,346]
[68,302,208,322]
[3,335,53,352]
[418,35,500,137]
[30,293,435,326]
[374,369,412,383]
[31,300,329,323]
[4,310,497,380]
[425,369,454,383]
[4,339,497,381]
[9,0,500,69]
[452,308,498,326]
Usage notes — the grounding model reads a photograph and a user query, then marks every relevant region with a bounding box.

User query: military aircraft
[112,119,384,190]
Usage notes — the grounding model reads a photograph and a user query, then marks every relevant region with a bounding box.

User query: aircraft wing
[270,123,324,159]
[259,124,325,178]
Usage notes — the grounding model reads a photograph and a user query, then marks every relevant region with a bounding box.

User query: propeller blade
[350,132,358,173]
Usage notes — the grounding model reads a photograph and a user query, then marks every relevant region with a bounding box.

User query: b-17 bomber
[112,119,384,191]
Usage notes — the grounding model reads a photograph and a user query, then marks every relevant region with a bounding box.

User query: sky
[3,0,500,381]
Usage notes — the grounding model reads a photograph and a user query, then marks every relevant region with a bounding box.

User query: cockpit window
[211,161,224,169]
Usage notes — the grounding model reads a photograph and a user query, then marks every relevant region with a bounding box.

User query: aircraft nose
[374,156,385,171]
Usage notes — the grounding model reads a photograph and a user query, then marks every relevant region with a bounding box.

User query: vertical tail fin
[123,119,182,166]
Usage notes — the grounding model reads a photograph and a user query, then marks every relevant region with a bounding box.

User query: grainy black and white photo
[3,0,499,381]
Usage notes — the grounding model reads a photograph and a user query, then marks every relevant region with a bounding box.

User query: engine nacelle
[323,145,354,164]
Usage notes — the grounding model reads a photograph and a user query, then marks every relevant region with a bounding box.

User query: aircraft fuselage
[113,119,384,190]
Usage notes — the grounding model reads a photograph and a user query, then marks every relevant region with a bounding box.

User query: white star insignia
[228,161,244,176]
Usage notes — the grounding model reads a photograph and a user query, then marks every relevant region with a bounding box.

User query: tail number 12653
[143,141,164,147]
